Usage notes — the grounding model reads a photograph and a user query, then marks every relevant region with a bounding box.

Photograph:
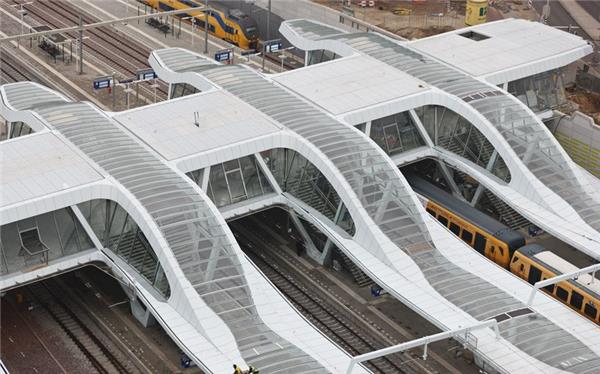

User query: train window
[426,208,436,217]
[437,215,448,226]
[474,233,486,255]
[570,291,583,310]
[584,303,598,320]
[556,286,569,302]
[527,265,542,285]
[512,256,518,263]
[498,247,504,257]
[461,230,473,244]
[449,223,460,235]
[543,278,555,293]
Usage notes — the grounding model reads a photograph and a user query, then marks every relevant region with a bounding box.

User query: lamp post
[12,2,33,49]
[204,0,209,54]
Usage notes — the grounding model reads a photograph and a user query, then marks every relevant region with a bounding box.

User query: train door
[527,265,542,285]
[473,233,486,255]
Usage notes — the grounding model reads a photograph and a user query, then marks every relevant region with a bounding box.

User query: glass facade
[306,49,338,65]
[0,207,94,275]
[370,112,425,156]
[169,83,199,99]
[262,148,355,236]
[508,69,566,113]
[194,155,273,208]
[415,105,511,183]
[0,120,33,141]
[77,200,170,297]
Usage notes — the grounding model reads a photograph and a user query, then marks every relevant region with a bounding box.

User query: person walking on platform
[233,364,243,374]
[248,364,260,373]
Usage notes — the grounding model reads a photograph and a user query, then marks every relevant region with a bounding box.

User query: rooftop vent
[459,31,490,41]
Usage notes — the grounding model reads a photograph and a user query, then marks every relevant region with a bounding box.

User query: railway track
[27,278,140,374]
[0,52,31,83]
[6,0,169,99]
[231,222,418,374]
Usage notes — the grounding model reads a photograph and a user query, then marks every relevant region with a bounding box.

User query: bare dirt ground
[313,0,539,39]
[567,88,600,124]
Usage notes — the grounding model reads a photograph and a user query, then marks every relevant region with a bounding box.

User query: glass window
[461,229,473,244]
[449,222,460,235]
[370,112,425,156]
[437,215,448,226]
[209,165,230,207]
[556,286,569,301]
[527,265,542,285]
[416,105,511,183]
[584,303,598,320]
[53,208,80,255]
[426,208,436,216]
[570,291,583,310]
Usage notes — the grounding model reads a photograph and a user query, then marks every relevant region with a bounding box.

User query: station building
[2,18,600,373]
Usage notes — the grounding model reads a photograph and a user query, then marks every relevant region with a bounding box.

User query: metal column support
[470,150,499,207]
[71,205,103,250]
[204,0,208,54]
[203,246,222,282]
[201,166,211,192]
[410,109,463,199]
[409,109,433,147]
[254,153,282,194]
[346,320,500,374]
[253,153,320,261]
[287,209,321,261]
[437,160,465,200]
[78,16,84,75]
[318,201,345,265]
[364,120,372,137]
[528,263,600,306]
[266,0,271,40]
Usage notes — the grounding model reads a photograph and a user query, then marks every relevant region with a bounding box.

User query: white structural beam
[528,263,600,306]
[346,320,500,374]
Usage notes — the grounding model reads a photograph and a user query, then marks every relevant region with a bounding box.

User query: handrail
[346,320,500,374]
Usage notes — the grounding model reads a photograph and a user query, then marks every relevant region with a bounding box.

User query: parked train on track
[408,175,600,325]
[143,0,259,50]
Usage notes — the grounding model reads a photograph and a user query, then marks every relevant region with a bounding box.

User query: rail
[346,320,500,374]
[0,7,204,43]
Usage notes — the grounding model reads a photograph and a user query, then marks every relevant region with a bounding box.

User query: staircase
[289,178,338,222]
[336,248,373,288]
[484,190,530,230]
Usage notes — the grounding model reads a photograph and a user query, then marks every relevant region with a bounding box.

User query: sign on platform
[264,39,282,54]
[136,69,157,81]
[93,76,113,90]
[214,49,233,63]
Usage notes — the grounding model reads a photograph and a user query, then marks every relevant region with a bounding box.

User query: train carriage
[512,244,600,324]
[144,0,259,50]
[408,175,525,267]
[408,175,600,325]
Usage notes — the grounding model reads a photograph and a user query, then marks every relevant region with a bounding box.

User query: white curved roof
[408,18,593,84]
[0,82,361,374]
[150,47,600,374]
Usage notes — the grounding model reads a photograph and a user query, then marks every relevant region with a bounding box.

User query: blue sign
[93,76,112,90]
[136,69,157,81]
[214,49,233,63]
[265,40,282,53]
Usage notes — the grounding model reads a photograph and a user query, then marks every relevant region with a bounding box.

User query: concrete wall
[550,111,600,178]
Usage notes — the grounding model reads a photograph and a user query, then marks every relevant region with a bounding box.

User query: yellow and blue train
[409,175,600,325]
[144,0,259,50]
